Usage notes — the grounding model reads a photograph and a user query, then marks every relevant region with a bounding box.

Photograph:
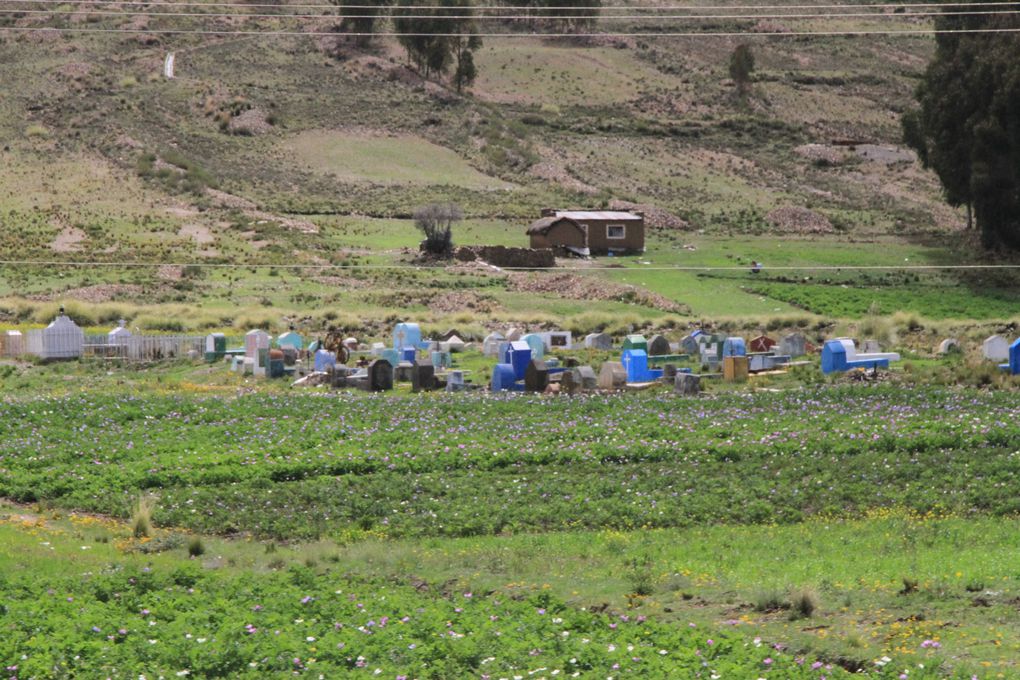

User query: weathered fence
[82,334,206,361]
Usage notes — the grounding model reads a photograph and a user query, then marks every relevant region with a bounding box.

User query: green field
[1,363,1020,676]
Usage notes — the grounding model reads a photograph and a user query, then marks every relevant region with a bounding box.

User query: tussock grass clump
[131,495,157,538]
[187,536,205,557]
[788,587,819,619]
[752,587,788,613]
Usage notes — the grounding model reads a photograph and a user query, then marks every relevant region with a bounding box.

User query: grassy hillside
[0,1,1016,333]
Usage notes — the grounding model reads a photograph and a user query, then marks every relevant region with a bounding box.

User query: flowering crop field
[1,386,1018,540]
[2,384,1019,678]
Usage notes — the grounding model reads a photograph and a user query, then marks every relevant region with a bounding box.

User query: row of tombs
[3,316,1019,392]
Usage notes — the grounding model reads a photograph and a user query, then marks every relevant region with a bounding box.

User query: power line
[7,24,1016,35]
[9,6,1020,19]
[9,0,1020,9]
[2,259,1020,271]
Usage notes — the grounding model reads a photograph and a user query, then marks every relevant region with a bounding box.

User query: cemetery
[6,309,1020,395]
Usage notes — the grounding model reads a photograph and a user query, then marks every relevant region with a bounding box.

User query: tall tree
[728,43,755,97]
[903,4,1020,248]
[394,0,481,89]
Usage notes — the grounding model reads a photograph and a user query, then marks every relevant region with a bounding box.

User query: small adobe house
[527,209,644,256]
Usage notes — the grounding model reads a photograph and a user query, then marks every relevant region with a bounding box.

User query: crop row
[1,387,1019,539]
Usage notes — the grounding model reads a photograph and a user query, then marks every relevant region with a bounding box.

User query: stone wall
[455,246,555,269]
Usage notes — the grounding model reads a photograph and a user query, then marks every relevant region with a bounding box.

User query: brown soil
[29,284,145,304]
[507,272,688,313]
[50,227,87,252]
[765,206,835,234]
[228,108,272,136]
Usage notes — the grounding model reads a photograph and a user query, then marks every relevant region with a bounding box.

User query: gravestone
[394,361,415,383]
[1006,338,1020,375]
[674,372,701,396]
[393,322,422,350]
[661,363,678,379]
[983,335,1009,361]
[521,333,545,360]
[598,361,627,390]
[722,337,746,358]
[505,327,523,342]
[482,332,505,357]
[367,359,394,391]
[749,335,776,353]
[937,338,960,355]
[1,330,24,357]
[584,332,612,350]
[577,365,597,390]
[245,329,270,360]
[622,334,647,352]
[281,347,298,366]
[443,335,467,353]
[622,349,662,383]
[277,328,303,351]
[862,339,882,354]
[542,331,572,351]
[431,350,452,369]
[561,368,581,394]
[779,333,807,358]
[490,363,518,392]
[647,334,671,357]
[446,370,467,392]
[525,359,550,392]
[314,349,336,372]
[268,349,286,378]
[411,358,436,392]
[108,320,131,346]
[205,333,226,362]
[504,341,532,380]
[723,355,749,382]
[679,334,699,355]
[438,328,463,342]
[254,348,269,378]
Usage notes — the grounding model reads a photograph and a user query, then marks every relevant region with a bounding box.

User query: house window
[607,224,626,239]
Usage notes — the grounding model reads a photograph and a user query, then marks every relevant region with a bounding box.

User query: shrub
[187,536,206,557]
[752,587,787,612]
[25,124,49,139]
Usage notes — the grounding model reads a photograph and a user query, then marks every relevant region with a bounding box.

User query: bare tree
[415,203,461,255]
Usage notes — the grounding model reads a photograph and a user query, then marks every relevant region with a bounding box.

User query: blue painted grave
[490,363,522,392]
[621,348,663,383]
[999,337,1020,375]
[821,339,889,374]
[503,341,532,381]
[722,337,746,358]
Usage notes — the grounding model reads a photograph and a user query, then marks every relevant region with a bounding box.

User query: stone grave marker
[411,357,435,392]
[598,361,627,390]
[367,359,394,391]
[584,332,612,350]
[937,338,960,355]
[647,334,671,357]
[674,372,701,395]
[525,359,550,392]
[779,333,807,358]
[983,335,1009,361]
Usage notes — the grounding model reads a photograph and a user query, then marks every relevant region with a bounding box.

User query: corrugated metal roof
[555,211,641,221]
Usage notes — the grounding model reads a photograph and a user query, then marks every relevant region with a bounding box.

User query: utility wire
[2,260,1019,271]
[7,24,1017,34]
[9,0,1020,9]
[9,7,1020,18]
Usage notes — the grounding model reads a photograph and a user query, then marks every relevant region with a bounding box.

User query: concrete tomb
[394,361,415,383]
[674,372,701,395]
[446,370,468,392]
[621,349,663,383]
[722,337,747,358]
[245,329,270,360]
[999,338,1020,375]
[779,333,807,358]
[723,355,749,382]
[679,334,699,355]
[205,333,226,362]
[490,363,519,392]
[503,341,533,381]
[393,322,422,350]
[411,357,436,392]
[525,359,550,392]
[541,331,573,351]
[983,335,1010,361]
[277,328,303,351]
[821,338,899,374]
[313,349,336,372]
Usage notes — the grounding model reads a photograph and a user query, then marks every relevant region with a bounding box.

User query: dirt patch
[179,223,215,245]
[529,161,598,195]
[205,189,318,234]
[765,206,834,234]
[508,272,688,313]
[854,144,915,165]
[50,227,87,252]
[794,144,850,165]
[206,188,256,210]
[29,284,145,303]
[157,265,183,281]
[428,291,501,314]
[58,62,92,81]
[609,199,689,230]
[228,108,273,136]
